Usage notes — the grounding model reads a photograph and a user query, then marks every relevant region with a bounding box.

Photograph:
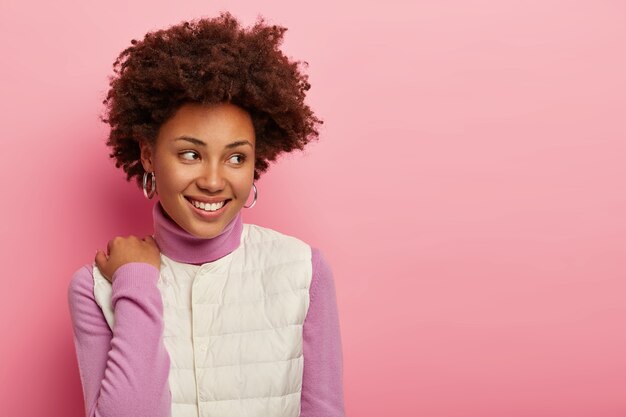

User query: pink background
[1,1,625,416]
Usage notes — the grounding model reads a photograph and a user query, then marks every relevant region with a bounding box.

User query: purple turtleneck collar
[152,200,243,265]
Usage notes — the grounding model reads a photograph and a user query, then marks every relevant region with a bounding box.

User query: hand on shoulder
[95,235,161,283]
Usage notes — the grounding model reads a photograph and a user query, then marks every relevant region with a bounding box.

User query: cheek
[234,167,253,183]
[157,165,193,191]
[234,177,254,195]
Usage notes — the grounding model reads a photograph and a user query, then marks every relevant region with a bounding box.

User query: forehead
[157,102,256,147]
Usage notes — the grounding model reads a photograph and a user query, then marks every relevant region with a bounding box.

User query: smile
[185,197,231,218]
[189,198,227,211]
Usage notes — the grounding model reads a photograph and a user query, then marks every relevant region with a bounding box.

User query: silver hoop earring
[243,182,257,208]
[143,171,157,199]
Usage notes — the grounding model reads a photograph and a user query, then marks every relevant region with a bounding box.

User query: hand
[95,235,161,284]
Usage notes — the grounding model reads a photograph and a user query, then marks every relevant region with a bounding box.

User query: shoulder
[67,263,95,304]
[309,246,337,302]
[310,247,332,273]
[67,263,106,331]
[67,263,114,336]
[243,222,307,243]
[243,223,311,253]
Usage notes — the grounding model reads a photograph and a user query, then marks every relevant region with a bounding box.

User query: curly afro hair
[100,11,323,188]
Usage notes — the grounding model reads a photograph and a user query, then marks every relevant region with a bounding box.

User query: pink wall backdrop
[1,1,625,416]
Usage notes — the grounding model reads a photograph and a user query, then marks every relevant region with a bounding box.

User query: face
[140,102,256,239]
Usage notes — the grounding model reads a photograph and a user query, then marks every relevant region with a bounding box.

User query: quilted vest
[92,223,313,417]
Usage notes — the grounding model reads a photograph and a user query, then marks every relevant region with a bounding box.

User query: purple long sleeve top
[67,201,344,417]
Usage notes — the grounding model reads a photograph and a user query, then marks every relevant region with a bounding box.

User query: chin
[188,222,226,239]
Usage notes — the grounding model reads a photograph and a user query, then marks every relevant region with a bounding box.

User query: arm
[300,247,346,417]
[67,262,171,417]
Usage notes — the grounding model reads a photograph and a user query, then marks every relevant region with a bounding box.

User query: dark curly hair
[100,11,323,188]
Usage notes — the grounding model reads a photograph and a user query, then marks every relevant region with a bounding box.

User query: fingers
[107,239,114,256]
[94,250,113,283]
[94,249,107,268]
[144,235,158,247]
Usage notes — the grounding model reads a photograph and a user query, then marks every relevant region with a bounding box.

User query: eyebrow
[175,136,253,149]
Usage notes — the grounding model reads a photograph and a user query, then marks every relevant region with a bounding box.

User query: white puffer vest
[92,223,313,417]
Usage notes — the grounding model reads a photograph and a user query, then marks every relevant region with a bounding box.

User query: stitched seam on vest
[204,258,311,274]
[200,390,302,402]
[163,322,302,339]
[194,354,302,370]
[163,259,310,277]
[243,235,296,245]
[163,287,309,309]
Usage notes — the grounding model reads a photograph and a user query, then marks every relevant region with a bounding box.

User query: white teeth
[191,199,226,212]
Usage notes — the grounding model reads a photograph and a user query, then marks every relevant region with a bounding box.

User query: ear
[139,138,155,172]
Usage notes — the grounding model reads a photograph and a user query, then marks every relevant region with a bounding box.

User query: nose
[196,162,226,193]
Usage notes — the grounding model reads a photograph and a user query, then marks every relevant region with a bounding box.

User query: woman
[67,12,344,417]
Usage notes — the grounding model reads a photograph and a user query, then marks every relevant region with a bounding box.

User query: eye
[179,151,199,161]
[229,154,247,165]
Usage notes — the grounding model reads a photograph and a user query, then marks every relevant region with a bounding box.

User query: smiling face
[140,102,256,239]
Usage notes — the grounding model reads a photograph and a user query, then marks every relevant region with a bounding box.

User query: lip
[186,197,230,219]
[186,196,231,204]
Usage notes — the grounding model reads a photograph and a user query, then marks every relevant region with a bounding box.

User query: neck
[152,200,243,264]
